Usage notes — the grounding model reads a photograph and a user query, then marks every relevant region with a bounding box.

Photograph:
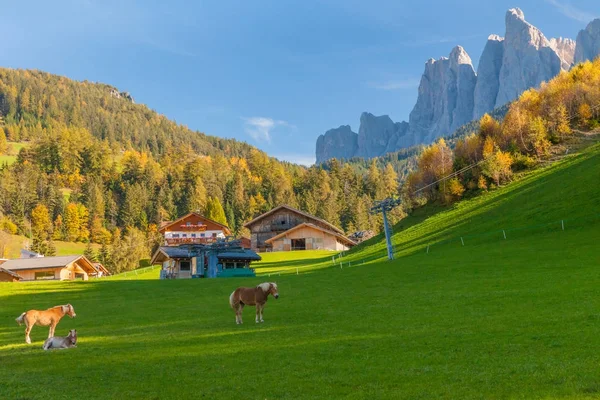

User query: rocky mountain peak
[450,45,473,66]
[575,19,600,64]
[549,37,576,70]
[315,8,600,163]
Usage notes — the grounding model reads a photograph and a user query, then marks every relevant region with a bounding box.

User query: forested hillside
[0,68,401,271]
[403,58,600,206]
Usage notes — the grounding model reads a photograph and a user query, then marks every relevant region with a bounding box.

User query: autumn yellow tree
[31,204,52,241]
[578,103,592,128]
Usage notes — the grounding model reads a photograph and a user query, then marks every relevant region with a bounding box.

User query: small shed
[0,255,97,281]
[91,262,111,278]
[0,267,22,282]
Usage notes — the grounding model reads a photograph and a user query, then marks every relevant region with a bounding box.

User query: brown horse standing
[229,282,279,324]
[15,304,76,344]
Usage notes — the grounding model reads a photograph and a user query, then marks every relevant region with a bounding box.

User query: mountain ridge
[316,9,600,164]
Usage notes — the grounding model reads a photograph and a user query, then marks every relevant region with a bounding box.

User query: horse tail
[229,290,236,309]
[15,312,26,326]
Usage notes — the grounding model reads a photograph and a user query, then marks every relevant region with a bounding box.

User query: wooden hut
[0,255,97,281]
[243,204,356,252]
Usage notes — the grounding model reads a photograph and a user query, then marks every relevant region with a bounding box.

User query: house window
[35,271,55,280]
[172,234,180,238]
[180,261,191,271]
[191,233,196,238]
[182,234,187,238]
[201,233,205,238]
[212,233,217,238]
[186,222,191,226]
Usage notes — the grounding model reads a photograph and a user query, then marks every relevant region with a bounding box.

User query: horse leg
[25,323,32,344]
[238,304,244,324]
[49,323,56,338]
[255,305,260,323]
[260,304,264,323]
[235,305,242,324]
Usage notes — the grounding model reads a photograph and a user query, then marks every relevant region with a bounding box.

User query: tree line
[0,68,402,272]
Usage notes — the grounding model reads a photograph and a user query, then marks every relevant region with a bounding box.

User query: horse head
[63,304,76,318]
[269,283,279,299]
[69,329,77,345]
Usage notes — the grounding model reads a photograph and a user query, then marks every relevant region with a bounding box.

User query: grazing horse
[16,304,76,344]
[43,329,77,350]
[229,282,279,324]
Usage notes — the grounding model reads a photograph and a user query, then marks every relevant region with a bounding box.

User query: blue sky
[1,1,597,165]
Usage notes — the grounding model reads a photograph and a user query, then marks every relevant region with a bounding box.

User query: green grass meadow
[1,144,600,399]
[0,142,28,166]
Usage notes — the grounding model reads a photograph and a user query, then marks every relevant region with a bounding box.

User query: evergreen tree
[84,241,97,262]
[46,238,57,256]
[205,197,228,226]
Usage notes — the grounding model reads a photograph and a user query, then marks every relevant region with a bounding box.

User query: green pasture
[1,144,600,399]
[0,141,28,166]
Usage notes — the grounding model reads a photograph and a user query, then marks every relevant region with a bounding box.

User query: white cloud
[243,117,290,143]
[545,0,597,23]
[366,78,420,91]
[273,153,315,167]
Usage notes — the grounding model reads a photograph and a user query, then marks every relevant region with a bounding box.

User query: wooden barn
[243,205,356,252]
[0,255,97,281]
[0,267,22,282]
[160,212,231,246]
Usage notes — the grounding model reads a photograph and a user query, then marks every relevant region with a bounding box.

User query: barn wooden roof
[0,255,96,273]
[264,223,357,247]
[243,205,344,234]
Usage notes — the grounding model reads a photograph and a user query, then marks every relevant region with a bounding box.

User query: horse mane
[60,304,73,313]
[257,282,274,292]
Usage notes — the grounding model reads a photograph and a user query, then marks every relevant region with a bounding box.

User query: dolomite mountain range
[316,8,600,163]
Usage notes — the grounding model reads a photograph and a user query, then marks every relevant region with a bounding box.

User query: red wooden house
[159,212,231,246]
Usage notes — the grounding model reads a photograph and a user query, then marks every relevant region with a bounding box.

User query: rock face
[495,8,563,107]
[357,113,403,158]
[550,37,576,70]
[400,46,477,147]
[315,125,358,163]
[473,35,505,119]
[574,19,600,64]
[315,8,599,163]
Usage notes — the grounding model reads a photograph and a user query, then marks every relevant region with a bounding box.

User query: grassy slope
[0,142,28,165]
[2,233,99,259]
[1,144,600,399]
[254,250,340,275]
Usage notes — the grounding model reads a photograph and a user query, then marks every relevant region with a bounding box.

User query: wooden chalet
[243,205,356,252]
[160,212,231,246]
[0,267,22,282]
[150,240,261,279]
[0,255,97,281]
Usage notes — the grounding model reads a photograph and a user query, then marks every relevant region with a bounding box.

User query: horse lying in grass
[43,329,77,350]
[229,282,279,324]
[16,304,76,344]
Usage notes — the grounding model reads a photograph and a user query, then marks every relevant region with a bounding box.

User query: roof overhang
[265,223,357,247]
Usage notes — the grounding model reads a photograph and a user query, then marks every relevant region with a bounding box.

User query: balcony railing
[165,237,217,246]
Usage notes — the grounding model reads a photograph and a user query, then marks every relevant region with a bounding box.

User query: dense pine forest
[0,68,402,271]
